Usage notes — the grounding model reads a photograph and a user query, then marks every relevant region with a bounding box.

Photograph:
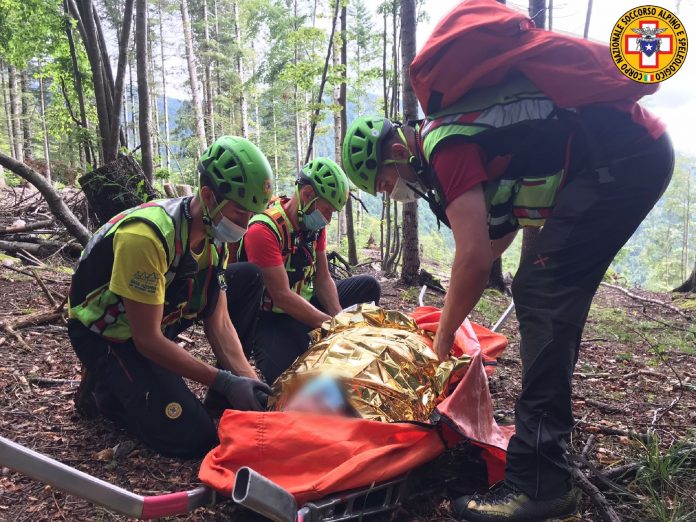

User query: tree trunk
[548,0,553,30]
[148,25,161,168]
[20,72,32,161]
[0,152,90,245]
[529,0,546,29]
[389,0,399,119]
[203,0,214,142]
[64,0,92,165]
[400,0,419,284]
[520,227,540,265]
[1,63,16,160]
[382,194,392,270]
[233,0,248,139]
[79,156,160,225]
[7,64,22,162]
[583,0,593,39]
[128,56,136,149]
[673,262,696,293]
[70,0,112,162]
[106,0,135,162]
[338,5,357,265]
[38,72,51,182]
[271,92,279,193]
[303,0,341,164]
[292,0,301,171]
[180,0,207,153]
[487,257,508,293]
[158,0,170,171]
[135,0,153,181]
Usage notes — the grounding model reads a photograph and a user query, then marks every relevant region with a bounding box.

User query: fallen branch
[571,467,622,522]
[574,395,623,414]
[31,269,57,307]
[600,282,689,319]
[3,310,65,330]
[0,321,31,351]
[572,454,638,500]
[0,152,90,245]
[0,239,82,257]
[0,219,54,234]
[27,377,80,386]
[575,421,651,443]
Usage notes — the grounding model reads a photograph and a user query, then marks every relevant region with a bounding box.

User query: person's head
[295,157,350,232]
[197,136,273,242]
[284,376,349,416]
[342,116,420,202]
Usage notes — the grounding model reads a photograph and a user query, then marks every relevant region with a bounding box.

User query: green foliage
[0,0,64,67]
[611,155,696,290]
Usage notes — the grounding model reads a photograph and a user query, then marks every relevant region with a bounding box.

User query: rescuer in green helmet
[68,136,275,458]
[238,157,381,383]
[342,76,671,521]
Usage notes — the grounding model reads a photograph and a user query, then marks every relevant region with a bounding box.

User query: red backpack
[410,0,659,118]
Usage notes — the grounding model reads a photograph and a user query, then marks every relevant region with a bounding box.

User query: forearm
[439,250,492,338]
[134,335,218,386]
[204,321,258,379]
[313,275,342,316]
[273,290,331,329]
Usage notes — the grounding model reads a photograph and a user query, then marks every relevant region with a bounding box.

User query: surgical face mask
[206,194,248,243]
[298,187,329,231]
[301,209,329,231]
[211,214,247,243]
[389,175,420,203]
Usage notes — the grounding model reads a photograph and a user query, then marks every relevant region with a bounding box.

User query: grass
[472,289,509,326]
[631,437,696,522]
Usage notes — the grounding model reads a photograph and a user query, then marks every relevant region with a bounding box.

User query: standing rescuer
[341,2,674,519]
[238,158,381,383]
[68,136,274,458]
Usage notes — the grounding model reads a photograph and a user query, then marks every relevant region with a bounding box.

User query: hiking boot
[74,365,99,418]
[453,482,579,521]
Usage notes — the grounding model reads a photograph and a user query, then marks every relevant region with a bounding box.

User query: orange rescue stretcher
[0,296,514,521]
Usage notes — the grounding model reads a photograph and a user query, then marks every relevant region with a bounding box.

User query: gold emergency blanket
[270,305,471,422]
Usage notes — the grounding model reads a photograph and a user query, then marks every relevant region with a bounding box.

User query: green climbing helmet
[198,136,274,213]
[298,157,350,211]
[342,116,393,196]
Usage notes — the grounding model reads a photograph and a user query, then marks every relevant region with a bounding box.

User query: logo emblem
[610,6,687,83]
[165,402,183,419]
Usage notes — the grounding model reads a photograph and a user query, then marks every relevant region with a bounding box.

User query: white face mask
[390,174,420,203]
[211,215,247,243]
[207,194,248,243]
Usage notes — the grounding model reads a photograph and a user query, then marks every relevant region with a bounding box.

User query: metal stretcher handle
[0,435,215,519]
[233,466,298,522]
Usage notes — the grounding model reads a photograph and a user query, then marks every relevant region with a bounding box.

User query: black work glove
[210,370,272,412]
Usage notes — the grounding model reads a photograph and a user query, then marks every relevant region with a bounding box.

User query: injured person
[270,304,474,423]
[199,303,512,506]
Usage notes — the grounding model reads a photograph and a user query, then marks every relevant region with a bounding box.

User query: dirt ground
[0,252,694,521]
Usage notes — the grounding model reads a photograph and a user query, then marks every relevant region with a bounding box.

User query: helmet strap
[199,187,229,239]
[296,185,318,222]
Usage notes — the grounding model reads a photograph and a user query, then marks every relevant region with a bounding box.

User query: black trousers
[254,275,381,383]
[68,262,264,458]
[505,134,674,499]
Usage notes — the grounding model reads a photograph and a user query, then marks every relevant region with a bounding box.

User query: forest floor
[0,247,694,521]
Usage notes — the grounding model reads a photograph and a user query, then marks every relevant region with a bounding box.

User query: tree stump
[79,156,161,225]
[673,262,696,293]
